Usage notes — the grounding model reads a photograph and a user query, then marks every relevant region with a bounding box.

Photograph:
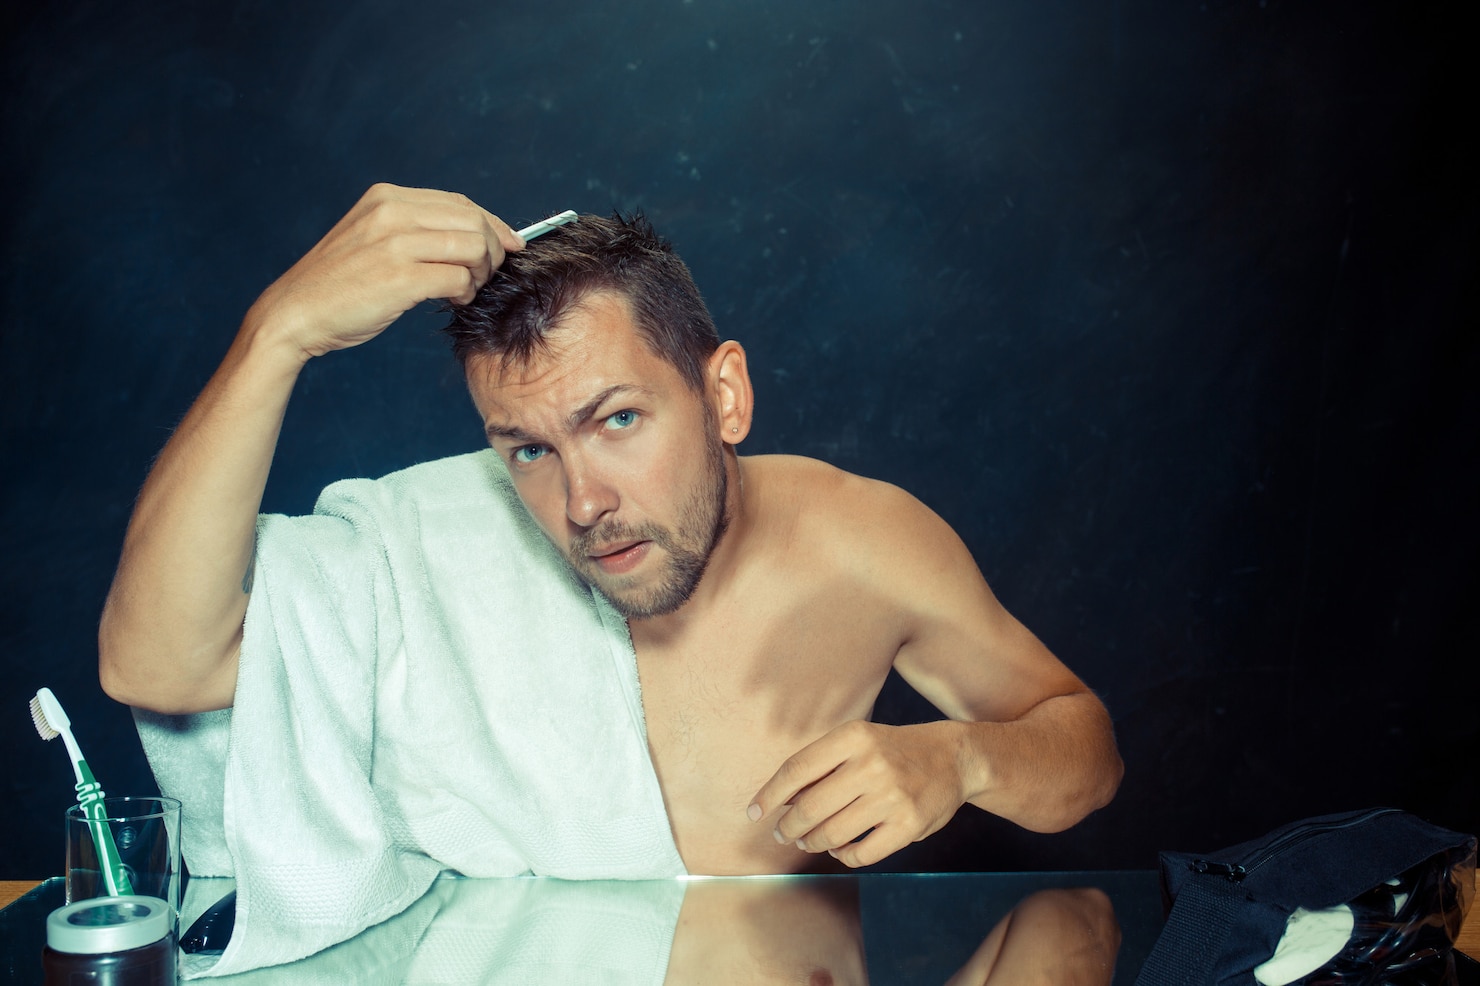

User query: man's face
[466,291,729,620]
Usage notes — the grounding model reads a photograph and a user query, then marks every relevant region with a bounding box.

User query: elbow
[1085,745,1124,818]
[1059,750,1124,830]
[1051,698,1125,830]
[98,618,156,711]
[98,599,237,715]
[1105,747,1125,804]
[98,599,137,706]
[100,654,233,715]
[98,655,152,712]
[98,657,128,706]
[1025,744,1124,835]
[1062,735,1124,831]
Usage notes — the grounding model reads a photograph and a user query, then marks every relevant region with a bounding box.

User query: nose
[564,453,618,529]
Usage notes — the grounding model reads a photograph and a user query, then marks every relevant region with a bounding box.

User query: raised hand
[246,183,524,361]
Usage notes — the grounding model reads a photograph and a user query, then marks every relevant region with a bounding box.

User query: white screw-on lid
[46,896,172,954]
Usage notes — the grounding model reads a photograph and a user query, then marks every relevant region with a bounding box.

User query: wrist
[948,718,998,807]
[236,301,317,375]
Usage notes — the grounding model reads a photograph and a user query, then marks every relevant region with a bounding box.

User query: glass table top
[1,870,1164,984]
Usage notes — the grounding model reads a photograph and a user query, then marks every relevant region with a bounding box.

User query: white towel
[191,876,684,985]
[136,450,684,977]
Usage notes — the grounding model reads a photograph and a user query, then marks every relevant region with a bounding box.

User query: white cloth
[200,876,685,986]
[1253,904,1356,986]
[136,450,684,977]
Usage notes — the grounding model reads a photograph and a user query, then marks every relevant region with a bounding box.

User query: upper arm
[98,576,244,714]
[852,483,1087,724]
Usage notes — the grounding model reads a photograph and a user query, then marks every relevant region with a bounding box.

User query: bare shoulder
[742,456,1082,723]
[741,454,969,580]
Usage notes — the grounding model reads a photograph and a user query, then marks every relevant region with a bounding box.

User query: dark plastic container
[43,895,176,985]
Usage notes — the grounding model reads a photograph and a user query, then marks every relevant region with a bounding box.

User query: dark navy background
[2,1,1474,877]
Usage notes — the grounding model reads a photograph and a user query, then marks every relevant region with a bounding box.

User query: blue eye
[606,410,639,430]
[512,445,548,464]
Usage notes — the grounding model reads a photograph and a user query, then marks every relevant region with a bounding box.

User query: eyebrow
[484,421,540,443]
[484,384,653,444]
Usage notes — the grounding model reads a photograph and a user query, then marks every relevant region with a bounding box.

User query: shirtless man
[100,184,1121,876]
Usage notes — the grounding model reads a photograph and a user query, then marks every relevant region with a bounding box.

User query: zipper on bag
[1188,807,1405,884]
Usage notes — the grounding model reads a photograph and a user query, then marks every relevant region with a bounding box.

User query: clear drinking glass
[65,795,182,916]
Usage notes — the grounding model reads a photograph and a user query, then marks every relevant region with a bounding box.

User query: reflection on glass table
[0,871,1163,984]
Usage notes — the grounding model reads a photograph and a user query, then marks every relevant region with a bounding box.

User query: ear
[706,340,753,446]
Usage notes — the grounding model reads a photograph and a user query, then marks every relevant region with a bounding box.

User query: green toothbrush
[31,687,134,897]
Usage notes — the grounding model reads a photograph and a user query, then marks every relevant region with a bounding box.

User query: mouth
[587,540,651,576]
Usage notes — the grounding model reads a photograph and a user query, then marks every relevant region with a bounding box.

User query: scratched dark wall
[1,1,1474,878]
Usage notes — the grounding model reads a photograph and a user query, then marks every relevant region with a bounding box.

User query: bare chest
[635,601,900,874]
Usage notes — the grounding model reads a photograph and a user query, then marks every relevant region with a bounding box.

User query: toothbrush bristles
[30,696,60,741]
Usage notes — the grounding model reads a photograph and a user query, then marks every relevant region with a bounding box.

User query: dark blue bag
[1135,807,1476,986]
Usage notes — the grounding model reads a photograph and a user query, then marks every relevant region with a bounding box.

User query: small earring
[731,426,739,433]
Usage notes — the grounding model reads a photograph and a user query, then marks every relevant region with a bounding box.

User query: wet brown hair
[443,211,719,391]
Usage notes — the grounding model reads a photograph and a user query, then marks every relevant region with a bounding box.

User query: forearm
[99,312,309,713]
[955,691,1123,833]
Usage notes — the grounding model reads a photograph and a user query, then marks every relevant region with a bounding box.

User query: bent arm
[890,494,1123,833]
[752,478,1123,867]
[99,183,521,714]
[98,318,307,714]
[946,888,1119,986]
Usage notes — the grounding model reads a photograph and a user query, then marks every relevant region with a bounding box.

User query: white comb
[517,210,578,240]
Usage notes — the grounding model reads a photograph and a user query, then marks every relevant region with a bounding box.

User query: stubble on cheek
[563,435,729,620]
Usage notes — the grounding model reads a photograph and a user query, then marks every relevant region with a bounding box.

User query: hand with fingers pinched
[748,719,972,868]
[247,182,525,362]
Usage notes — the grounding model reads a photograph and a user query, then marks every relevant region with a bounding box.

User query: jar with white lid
[43,895,176,985]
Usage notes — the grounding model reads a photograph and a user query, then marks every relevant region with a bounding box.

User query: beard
[565,428,730,620]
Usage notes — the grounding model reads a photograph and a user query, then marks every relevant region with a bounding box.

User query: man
[101,183,1120,882]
